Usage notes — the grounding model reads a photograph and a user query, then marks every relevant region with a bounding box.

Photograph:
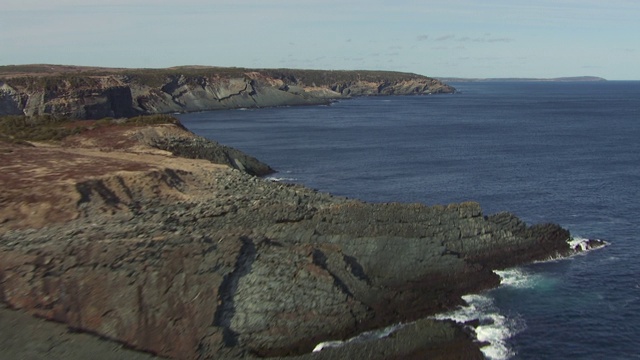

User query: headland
[436,76,607,82]
[0,66,604,359]
[0,65,454,120]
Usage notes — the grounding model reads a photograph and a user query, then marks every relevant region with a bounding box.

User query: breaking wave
[312,323,405,352]
[264,176,298,183]
[567,236,607,252]
[494,268,544,289]
[433,293,525,360]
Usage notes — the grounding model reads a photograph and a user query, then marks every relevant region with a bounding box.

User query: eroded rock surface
[0,122,597,359]
[0,66,455,119]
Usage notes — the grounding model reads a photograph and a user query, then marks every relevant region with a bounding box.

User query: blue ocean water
[179,81,640,359]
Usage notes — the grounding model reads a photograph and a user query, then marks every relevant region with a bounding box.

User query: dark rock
[0,167,577,359]
[0,83,25,116]
[148,135,274,176]
[282,318,485,360]
[0,119,589,359]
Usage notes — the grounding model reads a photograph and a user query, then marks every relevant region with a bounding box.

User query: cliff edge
[0,65,455,119]
[0,116,603,359]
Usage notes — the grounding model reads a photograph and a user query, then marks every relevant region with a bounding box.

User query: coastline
[0,114,605,359]
[0,65,455,120]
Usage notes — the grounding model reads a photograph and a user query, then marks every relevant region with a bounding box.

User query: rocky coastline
[0,113,605,359]
[0,65,455,120]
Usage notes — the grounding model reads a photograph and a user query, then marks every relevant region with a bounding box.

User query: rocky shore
[0,116,605,359]
[0,65,454,120]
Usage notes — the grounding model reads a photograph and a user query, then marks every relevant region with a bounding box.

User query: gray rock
[0,67,456,119]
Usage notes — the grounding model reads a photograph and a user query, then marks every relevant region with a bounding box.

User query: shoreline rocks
[0,120,604,359]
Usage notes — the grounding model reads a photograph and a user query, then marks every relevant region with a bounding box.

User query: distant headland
[436,76,607,82]
[0,64,454,119]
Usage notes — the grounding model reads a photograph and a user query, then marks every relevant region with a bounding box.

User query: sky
[1,1,639,80]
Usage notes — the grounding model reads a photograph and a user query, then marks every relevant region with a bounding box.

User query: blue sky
[1,1,638,79]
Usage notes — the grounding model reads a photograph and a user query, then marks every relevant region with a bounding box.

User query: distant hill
[436,76,607,83]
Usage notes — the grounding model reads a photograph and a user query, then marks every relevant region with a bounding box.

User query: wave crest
[433,293,524,360]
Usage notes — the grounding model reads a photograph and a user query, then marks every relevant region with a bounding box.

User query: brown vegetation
[0,114,182,143]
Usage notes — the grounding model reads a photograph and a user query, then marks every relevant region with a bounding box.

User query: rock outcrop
[134,124,275,176]
[0,65,455,119]
[0,120,603,359]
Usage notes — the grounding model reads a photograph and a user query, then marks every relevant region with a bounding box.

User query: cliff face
[0,65,455,119]
[0,120,601,360]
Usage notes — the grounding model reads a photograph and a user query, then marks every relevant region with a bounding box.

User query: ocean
[179,81,640,359]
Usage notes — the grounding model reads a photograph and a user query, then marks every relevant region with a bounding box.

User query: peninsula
[436,76,607,82]
[0,66,604,359]
[0,65,454,119]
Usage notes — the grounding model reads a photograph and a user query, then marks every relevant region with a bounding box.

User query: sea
[179,81,640,359]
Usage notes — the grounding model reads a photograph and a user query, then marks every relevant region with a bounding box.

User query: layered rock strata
[0,65,455,119]
[0,121,599,359]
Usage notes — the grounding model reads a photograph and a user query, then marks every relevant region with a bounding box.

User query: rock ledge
[0,120,602,359]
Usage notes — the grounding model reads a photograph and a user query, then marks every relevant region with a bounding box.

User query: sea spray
[567,236,607,252]
[432,293,524,360]
[312,323,405,352]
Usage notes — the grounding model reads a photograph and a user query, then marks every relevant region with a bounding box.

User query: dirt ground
[0,124,226,359]
[0,124,225,231]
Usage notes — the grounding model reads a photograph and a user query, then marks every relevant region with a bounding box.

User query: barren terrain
[1,124,226,231]
[0,119,598,359]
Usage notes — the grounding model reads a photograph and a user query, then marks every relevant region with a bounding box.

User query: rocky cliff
[0,118,603,359]
[0,65,455,119]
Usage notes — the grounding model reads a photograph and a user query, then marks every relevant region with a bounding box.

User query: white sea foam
[532,236,609,264]
[312,323,405,352]
[433,294,491,323]
[494,268,538,289]
[433,294,523,360]
[312,340,344,352]
[567,236,599,251]
[265,176,297,182]
[314,241,603,357]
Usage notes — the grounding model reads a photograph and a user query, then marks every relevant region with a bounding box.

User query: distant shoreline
[436,76,607,83]
[0,64,454,120]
